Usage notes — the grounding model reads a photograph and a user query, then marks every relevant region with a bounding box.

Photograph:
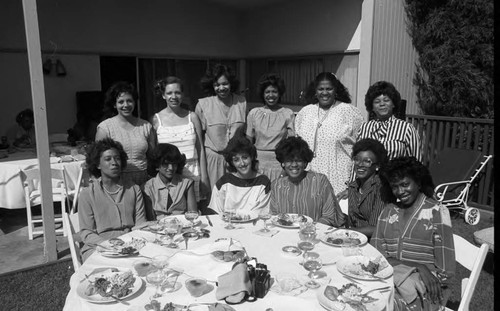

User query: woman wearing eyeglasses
[270,136,345,226]
[346,138,387,238]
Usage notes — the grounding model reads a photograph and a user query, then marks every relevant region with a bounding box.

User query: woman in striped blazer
[358,81,422,161]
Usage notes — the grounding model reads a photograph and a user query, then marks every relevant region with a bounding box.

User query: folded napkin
[393,264,426,304]
[253,229,279,238]
[269,276,307,296]
[216,263,253,304]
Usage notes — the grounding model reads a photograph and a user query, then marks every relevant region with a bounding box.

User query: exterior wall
[370,0,420,115]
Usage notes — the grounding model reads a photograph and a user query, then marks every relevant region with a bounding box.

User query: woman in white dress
[152,76,209,201]
[295,72,363,194]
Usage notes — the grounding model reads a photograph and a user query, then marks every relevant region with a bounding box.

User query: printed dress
[156,112,201,200]
[246,106,295,182]
[295,103,363,193]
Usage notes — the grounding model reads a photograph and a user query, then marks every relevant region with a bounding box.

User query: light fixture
[56,59,66,76]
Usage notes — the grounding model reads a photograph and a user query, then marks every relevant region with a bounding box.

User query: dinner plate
[271,214,313,228]
[96,237,146,258]
[336,255,393,281]
[158,217,202,228]
[320,229,368,247]
[316,284,386,311]
[221,213,258,223]
[77,269,143,303]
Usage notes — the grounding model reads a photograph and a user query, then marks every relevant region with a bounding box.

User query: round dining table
[63,215,394,311]
[0,150,84,209]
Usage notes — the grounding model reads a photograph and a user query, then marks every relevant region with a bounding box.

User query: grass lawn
[0,210,494,310]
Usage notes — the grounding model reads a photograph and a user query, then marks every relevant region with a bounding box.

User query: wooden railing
[407,114,494,210]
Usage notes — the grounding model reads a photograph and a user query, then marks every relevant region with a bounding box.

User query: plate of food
[337,256,393,281]
[221,213,258,223]
[77,268,143,303]
[320,229,368,247]
[158,217,202,229]
[96,237,147,258]
[271,213,312,228]
[317,283,387,311]
[211,250,247,262]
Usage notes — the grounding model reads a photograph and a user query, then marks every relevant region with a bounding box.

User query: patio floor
[0,208,71,275]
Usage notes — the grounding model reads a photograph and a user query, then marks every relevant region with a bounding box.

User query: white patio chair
[63,211,82,271]
[444,234,489,311]
[22,167,69,240]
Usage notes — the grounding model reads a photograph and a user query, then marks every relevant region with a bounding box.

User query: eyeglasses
[353,157,376,167]
[284,159,305,165]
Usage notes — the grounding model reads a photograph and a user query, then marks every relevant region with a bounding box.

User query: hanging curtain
[138,58,175,121]
[272,58,323,105]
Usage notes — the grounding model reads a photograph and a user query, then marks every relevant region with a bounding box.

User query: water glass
[224,205,236,230]
[259,210,272,232]
[146,269,164,298]
[162,268,182,293]
[342,242,362,257]
[303,252,323,289]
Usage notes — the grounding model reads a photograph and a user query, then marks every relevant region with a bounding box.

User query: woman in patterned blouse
[358,81,422,161]
[372,156,455,311]
[96,82,157,186]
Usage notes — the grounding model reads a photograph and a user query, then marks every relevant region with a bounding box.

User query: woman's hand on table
[417,264,443,304]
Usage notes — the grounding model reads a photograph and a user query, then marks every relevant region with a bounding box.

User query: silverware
[325,227,341,233]
[363,286,391,295]
[109,294,130,305]
[343,274,362,284]
[206,215,213,227]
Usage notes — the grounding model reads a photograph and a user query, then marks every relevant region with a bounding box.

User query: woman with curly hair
[358,81,421,161]
[295,72,363,194]
[95,81,157,186]
[79,138,146,261]
[246,73,295,181]
[151,76,209,201]
[142,143,197,220]
[195,64,247,190]
[346,138,387,238]
[208,130,270,219]
[270,136,345,226]
[372,156,455,311]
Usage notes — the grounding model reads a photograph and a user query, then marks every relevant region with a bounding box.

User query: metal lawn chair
[429,147,492,225]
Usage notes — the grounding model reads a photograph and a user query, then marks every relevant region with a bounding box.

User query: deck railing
[407,114,494,210]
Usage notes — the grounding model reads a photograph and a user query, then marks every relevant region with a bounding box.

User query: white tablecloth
[0,150,84,209]
[64,216,394,311]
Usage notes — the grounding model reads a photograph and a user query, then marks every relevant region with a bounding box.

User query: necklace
[103,184,122,195]
[312,104,334,157]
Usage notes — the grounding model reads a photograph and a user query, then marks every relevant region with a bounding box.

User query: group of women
[77,63,454,311]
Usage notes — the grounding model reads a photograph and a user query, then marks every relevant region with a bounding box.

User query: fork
[363,286,391,295]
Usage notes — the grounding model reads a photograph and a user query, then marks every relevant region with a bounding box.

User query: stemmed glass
[303,252,323,289]
[298,222,317,254]
[146,269,164,299]
[184,211,199,231]
[259,209,272,233]
[224,204,236,230]
[163,221,181,248]
[152,255,170,272]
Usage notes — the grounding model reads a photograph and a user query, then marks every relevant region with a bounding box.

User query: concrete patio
[0,208,71,275]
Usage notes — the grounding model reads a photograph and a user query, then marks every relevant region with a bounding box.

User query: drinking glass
[298,222,317,254]
[259,210,272,232]
[152,255,170,272]
[146,269,164,298]
[185,211,199,230]
[162,268,182,293]
[303,252,323,289]
[164,221,181,248]
[224,205,236,230]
